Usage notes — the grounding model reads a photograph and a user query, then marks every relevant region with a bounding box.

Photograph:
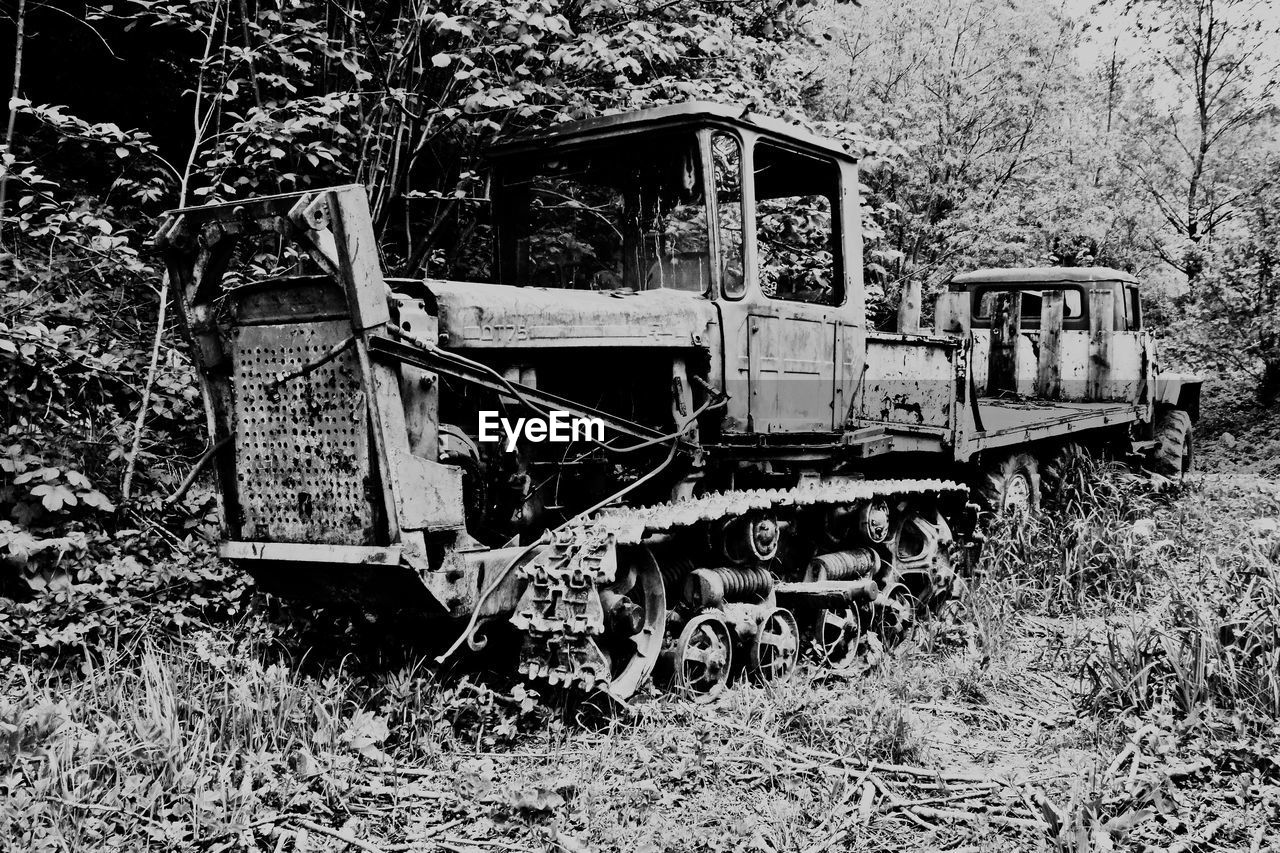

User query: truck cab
[934,266,1152,403]
[956,267,1143,333]
[936,267,1200,421]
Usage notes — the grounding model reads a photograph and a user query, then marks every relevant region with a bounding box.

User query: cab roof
[950,266,1139,288]
[487,101,857,164]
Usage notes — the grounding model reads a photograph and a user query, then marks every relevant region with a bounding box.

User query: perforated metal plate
[231,320,376,545]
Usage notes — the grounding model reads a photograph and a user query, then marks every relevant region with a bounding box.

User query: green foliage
[1084,504,1280,728]
[107,0,823,275]
[1156,157,1280,400]
[0,543,249,659]
[0,92,215,624]
[0,632,562,851]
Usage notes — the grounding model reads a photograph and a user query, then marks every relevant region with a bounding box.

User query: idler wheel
[858,500,891,544]
[720,515,781,564]
[890,508,956,611]
[599,547,667,700]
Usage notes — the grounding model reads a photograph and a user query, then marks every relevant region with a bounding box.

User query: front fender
[1154,373,1205,422]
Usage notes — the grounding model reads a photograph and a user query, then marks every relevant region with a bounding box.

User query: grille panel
[232,320,376,544]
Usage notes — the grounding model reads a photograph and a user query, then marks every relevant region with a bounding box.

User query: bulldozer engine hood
[425,280,717,349]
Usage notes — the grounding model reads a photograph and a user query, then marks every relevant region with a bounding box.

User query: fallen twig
[45,796,169,831]
[909,805,1046,830]
[1166,758,1212,780]
[290,818,389,853]
[899,809,939,831]
[381,819,473,850]
[433,837,536,852]
[351,779,448,799]
[912,700,1060,727]
[191,814,290,846]
[369,765,451,780]
[857,776,876,826]
[896,788,1000,809]
[692,711,996,784]
[801,827,851,853]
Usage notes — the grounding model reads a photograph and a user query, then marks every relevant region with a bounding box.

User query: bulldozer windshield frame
[494,131,719,294]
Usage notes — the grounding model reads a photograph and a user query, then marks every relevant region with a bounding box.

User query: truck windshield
[975,287,1083,321]
[499,133,711,293]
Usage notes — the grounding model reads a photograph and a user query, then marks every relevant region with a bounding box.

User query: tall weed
[980,454,1175,615]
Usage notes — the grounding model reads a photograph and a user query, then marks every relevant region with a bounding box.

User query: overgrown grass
[979,455,1179,615]
[4,452,1279,851]
[0,627,564,850]
[974,452,1280,732]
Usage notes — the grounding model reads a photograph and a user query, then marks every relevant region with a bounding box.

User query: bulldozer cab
[487,103,863,315]
[487,103,867,434]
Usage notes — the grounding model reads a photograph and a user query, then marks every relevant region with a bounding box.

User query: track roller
[871,583,918,648]
[811,605,863,670]
[670,611,734,702]
[748,607,799,683]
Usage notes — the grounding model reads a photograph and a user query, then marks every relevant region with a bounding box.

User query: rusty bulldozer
[153,103,1200,701]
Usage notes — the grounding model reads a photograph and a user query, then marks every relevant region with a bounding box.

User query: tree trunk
[0,0,28,248]
[1261,357,1280,403]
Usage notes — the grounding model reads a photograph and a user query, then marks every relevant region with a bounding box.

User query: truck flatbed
[970,398,1144,452]
[864,397,1145,460]
[855,328,1150,462]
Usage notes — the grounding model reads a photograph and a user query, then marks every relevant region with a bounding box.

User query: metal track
[509,524,616,692]
[592,478,967,544]
[511,478,968,694]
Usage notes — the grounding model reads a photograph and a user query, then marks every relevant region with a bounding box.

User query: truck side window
[753,142,841,306]
[712,133,745,298]
[1125,285,1142,330]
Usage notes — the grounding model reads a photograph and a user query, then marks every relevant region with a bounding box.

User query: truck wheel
[1041,442,1087,498]
[1152,409,1194,477]
[978,451,1041,515]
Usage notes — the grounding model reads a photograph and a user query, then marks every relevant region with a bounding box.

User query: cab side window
[1124,285,1142,330]
[753,142,842,306]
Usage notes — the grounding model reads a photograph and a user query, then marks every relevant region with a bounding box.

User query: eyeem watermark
[477,411,605,451]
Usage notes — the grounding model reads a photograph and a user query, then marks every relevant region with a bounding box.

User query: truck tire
[1151,409,1194,477]
[1041,441,1087,498]
[978,451,1041,515]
